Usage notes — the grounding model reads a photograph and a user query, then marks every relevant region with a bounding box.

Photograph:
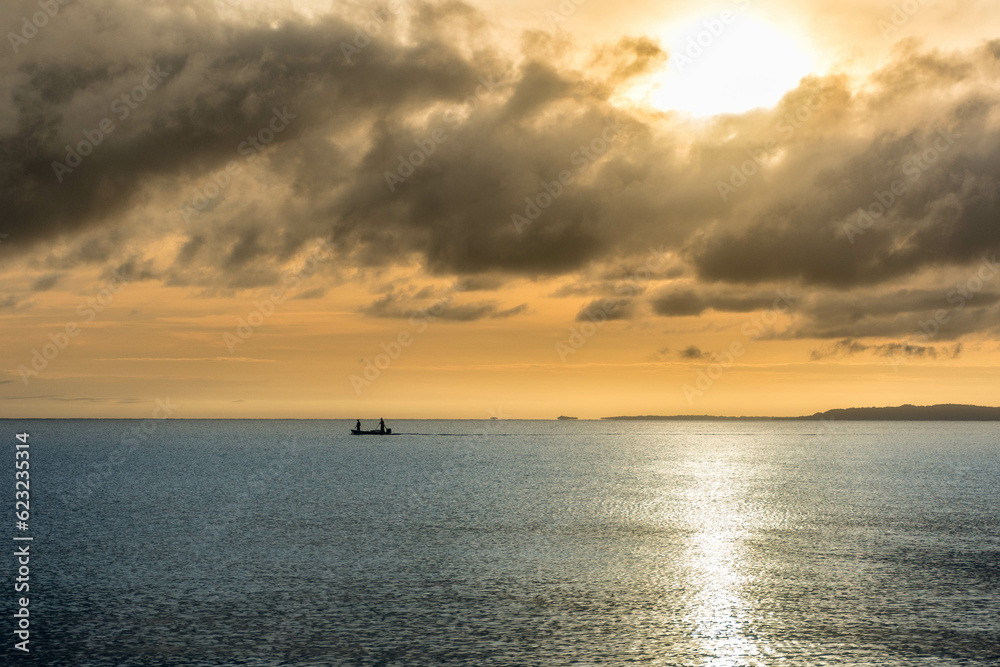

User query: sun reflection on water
[679,456,768,666]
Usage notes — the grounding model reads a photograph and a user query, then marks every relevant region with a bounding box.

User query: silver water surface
[2,419,998,665]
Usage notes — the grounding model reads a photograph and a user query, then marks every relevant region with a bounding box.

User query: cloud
[650,290,705,316]
[575,298,634,321]
[293,287,327,299]
[0,295,31,311]
[30,273,62,291]
[550,279,648,299]
[2,1,498,265]
[679,345,704,359]
[650,288,793,316]
[788,286,1000,339]
[688,45,1000,290]
[102,257,159,283]
[1,1,1000,344]
[0,2,675,287]
[451,275,507,291]
[360,291,527,321]
[646,279,1000,342]
[809,337,963,360]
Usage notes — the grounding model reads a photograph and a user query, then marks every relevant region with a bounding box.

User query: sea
[1,419,998,666]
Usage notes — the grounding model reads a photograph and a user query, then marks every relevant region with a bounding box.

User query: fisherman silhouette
[355,419,361,431]
[379,418,385,433]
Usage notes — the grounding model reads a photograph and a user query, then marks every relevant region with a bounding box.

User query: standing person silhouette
[379,417,385,433]
[355,419,361,431]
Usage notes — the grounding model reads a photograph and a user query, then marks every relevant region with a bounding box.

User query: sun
[637,13,817,117]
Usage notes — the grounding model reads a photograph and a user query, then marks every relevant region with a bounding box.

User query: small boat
[351,428,392,435]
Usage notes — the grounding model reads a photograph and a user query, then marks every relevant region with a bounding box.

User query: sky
[2,0,999,419]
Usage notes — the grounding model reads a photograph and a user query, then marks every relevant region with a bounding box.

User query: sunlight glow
[643,14,816,117]
[677,453,769,666]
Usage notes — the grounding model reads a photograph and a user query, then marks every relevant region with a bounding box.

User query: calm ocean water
[1,419,998,666]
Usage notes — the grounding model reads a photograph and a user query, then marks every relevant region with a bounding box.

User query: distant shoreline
[602,404,1000,421]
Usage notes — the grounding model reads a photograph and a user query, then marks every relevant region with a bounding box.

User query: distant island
[602,404,1000,421]
[557,415,579,420]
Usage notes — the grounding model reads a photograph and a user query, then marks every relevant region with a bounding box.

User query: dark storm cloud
[3,1,1000,344]
[650,280,1000,341]
[784,284,1000,340]
[790,304,1000,340]
[1,1,676,282]
[1,0,492,248]
[802,289,1000,323]
[574,297,634,321]
[650,290,704,316]
[689,44,1000,289]
[650,288,794,316]
[452,275,507,291]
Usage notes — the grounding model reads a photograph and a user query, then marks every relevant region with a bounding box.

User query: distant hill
[557,415,578,420]
[603,404,1000,421]
[802,404,1000,421]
